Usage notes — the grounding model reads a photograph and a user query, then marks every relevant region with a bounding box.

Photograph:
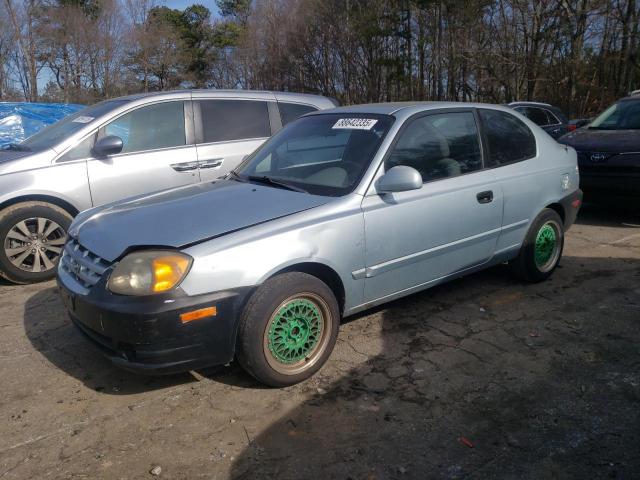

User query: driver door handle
[170,161,199,172]
[199,158,224,169]
[476,190,493,204]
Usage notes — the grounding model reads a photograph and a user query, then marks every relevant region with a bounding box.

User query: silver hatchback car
[57,102,582,387]
[0,90,336,283]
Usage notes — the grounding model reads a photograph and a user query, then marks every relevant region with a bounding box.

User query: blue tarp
[0,102,84,148]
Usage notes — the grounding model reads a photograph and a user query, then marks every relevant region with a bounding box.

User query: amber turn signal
[152,255,191,293]
[180,306,217,323]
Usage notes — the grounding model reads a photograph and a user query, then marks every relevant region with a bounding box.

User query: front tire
[0,202,72,284]
[510,208,564,283]
[236,272,340,387]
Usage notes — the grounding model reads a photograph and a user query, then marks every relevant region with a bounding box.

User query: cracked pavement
[1,203,639,479]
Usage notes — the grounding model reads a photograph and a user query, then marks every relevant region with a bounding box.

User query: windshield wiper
[226,170,246,182]
[3,143,30,152]
[246,175,307,193]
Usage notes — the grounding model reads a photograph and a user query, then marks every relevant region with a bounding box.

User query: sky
[164,0,220,13]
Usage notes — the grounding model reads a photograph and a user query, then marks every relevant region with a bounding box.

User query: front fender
[180,206,366,312]
[0,163,91,213]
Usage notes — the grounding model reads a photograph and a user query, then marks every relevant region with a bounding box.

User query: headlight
[107,251,192,296]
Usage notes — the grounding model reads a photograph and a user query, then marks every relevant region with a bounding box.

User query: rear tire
[510,208,564,283]
[236,272,340,387]
[0,202,72,284]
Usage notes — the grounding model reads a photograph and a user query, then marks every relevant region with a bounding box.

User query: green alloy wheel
[263,293,332,376]
[237,272,340,387]
[509,208,564,283]
[534,221,560,272]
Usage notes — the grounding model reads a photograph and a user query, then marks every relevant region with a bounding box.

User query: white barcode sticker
[72,116,94,124]
[332,118,378,130]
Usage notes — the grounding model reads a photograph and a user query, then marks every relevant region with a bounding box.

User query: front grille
[60,238,111,288]
[576,150,613,164]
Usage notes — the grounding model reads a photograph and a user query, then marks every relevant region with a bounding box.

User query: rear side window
[101,101,186,154]
[479,109,536,166]
[279,103,317,126]
[199,100,270,143]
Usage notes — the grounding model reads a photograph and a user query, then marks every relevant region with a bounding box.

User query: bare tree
[4,0,43,101]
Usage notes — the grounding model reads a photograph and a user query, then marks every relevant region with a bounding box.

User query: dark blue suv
[558,95,640,197]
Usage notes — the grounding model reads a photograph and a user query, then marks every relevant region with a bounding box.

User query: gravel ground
[0,203,639,480]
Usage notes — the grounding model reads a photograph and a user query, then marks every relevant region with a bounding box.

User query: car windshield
[18,99,128,152]
[589,100,640,130]
[236,113,394,196]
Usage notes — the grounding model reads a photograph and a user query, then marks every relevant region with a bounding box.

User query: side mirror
[93,135,123,157]
[376,166,423,193]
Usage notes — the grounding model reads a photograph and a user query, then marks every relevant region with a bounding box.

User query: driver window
[621,102,640,128]
[99,101,186,154]
[386,112,482,182]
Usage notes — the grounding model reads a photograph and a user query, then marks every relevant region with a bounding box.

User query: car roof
[308,101,517,118]
[113,89,335,106]
[507,101,555,108]
[619,95,640,102]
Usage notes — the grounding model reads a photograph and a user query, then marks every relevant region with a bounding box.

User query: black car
[558,95,640,196]
[508,102,570,139]
[568,118,592,131]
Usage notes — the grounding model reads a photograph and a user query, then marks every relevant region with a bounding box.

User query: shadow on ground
[230,254,640,479]
[230,205,640,479]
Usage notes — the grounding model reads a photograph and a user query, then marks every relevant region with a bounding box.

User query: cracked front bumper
[57,271,254,375]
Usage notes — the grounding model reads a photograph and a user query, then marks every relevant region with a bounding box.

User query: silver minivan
[0,90,336,283]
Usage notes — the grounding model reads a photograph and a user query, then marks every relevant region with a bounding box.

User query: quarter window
[519,107,549,126]
[386,112,482,182]
[199,100,270,143]
[544,109,560,125]
[478,109,536,166]
[100,101,186,154]
[279,103,317,126]
[58,133,96,162]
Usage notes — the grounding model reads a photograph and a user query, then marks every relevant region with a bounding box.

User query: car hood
[72,180,334,262]
[0,148,56,175]
[559,128,640,153]
[0,149,32,164]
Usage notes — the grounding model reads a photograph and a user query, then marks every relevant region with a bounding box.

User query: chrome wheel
[534,220,561,273]
[263,292,333,376]
[3,217,67,273]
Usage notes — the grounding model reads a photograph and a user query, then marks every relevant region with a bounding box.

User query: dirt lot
[1,204,639,480]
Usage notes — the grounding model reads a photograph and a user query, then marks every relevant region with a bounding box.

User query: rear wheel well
[0,195,79,217]
[274,263,346,315]
[546,203,565,225]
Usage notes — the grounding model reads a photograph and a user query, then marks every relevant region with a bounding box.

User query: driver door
[86,100,200,206]
[361,110,503,302]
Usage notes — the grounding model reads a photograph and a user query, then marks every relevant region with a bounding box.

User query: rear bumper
[579,172,640,195]
[559,189,583,231]
[57,273,254,375]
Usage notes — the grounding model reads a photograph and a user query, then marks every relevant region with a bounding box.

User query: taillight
[567,124,577,132]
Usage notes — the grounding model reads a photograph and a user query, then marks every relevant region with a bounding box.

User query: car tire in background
[236,272,340,387]
[510,208,564,283]
[0,201,72,284]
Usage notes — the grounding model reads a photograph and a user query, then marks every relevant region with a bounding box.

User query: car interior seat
[392,122,460,181]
